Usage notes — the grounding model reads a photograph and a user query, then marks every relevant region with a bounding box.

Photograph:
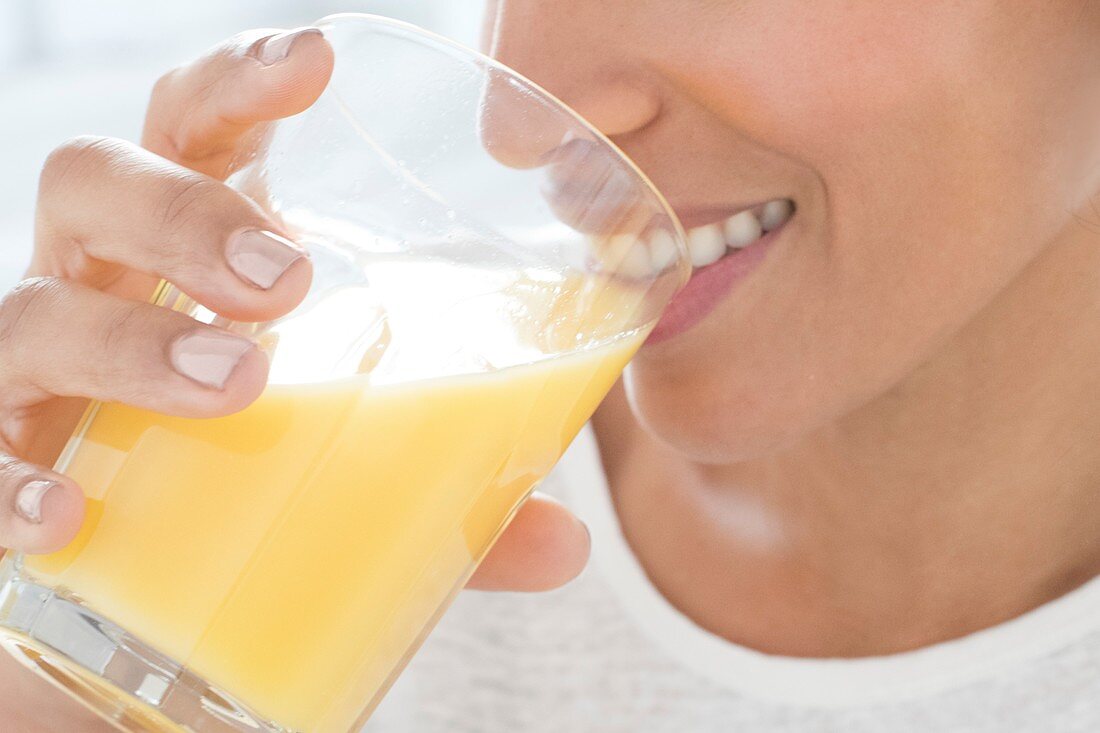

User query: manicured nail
[171,331,255,390]
[226,229,307,289]
[16,480,58,524]
[254,27,322,66]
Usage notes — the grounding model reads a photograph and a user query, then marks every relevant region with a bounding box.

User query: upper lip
[540,138,656,236]
[668,200,792,231]
[540,137,792,237]
[671,203,779,231]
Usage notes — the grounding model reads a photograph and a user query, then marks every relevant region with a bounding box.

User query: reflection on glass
[0,13,689,733]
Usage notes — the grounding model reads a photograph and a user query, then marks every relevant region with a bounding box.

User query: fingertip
[245,28,335,119]
[166,335,270,419]
[37,479,86,550]
[212,231,314,323]
[527,496,592,589]
[282,27,335,78]
[467,494,591,592]
[263,248,314,314]
[205,342,271,416]
[18,478,85,556]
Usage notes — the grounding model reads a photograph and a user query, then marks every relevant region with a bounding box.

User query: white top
[364,424,1100,732]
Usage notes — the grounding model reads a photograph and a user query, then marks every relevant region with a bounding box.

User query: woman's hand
[0,26,590,733]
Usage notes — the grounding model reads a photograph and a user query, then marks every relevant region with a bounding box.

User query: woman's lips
[536,141,793,344]
[645,215,788,345]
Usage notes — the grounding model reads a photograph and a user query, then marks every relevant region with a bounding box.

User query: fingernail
[254,27,322,66]
[226,229,307,289]
[171,331,255,390]
[16,480,59,524]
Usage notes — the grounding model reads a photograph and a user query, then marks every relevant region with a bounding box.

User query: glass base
[0,558,293,733]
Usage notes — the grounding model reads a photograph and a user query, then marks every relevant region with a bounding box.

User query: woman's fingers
[0,454,84,554]
[466,493,591,592]
[33,136,311,322]
[0,277,268,418]
[143,27,334,178]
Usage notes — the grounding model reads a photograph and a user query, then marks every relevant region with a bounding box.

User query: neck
[595,218,1100,657]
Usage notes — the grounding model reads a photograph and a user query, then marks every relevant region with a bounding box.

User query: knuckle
[154,29,284,162]
[38,136,125,199]
[0,457,29,517]
[0,454,22,481]
[146,68,189,160]
[154,172,221,236]
[150,67,183,106]
[152,175,247,281]
[153,43,239,160]
[78,301,166,398]
[98,301,144,360]
[0,277,65,374]
[0,455,31,489]
[152,171,232,254]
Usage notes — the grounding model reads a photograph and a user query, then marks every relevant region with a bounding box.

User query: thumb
[466,493,592,592]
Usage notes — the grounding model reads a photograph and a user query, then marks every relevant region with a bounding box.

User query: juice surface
[26,335,640,733]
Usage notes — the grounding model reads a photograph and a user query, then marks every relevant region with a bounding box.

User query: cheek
[627,2,1099,462]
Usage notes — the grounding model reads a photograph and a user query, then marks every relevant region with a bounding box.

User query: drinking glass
[0,13,688,733]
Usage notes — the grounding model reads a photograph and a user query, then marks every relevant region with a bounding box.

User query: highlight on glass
[0,13,688,733]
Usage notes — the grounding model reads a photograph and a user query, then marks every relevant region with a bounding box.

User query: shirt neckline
[557,422,1100,708]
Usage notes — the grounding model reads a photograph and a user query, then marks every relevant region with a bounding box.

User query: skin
[4,0,1100,727]
[485,0,1100,656]
[0,30,585,729]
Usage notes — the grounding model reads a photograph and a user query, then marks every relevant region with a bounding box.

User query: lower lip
[644,224,784,346]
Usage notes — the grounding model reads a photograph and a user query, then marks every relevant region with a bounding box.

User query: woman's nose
[479,0,662,168]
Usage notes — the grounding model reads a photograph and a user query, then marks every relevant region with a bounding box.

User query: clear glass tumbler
[0,13,688,733]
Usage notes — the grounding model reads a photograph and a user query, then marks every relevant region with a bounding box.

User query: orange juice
[25,334,640,732]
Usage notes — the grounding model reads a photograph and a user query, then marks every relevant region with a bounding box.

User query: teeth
[648,229,680,272]
[586,198,794,278]
[687,224,727,268]
[604,233,653,280]
[684,198,794,269]
[759,199,794,232]
[724,210,763,249]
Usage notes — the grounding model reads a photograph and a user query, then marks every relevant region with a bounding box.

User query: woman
[3,3,1100,730]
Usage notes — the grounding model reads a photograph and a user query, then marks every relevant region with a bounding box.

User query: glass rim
[316,12,690,263]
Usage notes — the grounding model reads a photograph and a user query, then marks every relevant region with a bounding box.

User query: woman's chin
[625,387,812,465]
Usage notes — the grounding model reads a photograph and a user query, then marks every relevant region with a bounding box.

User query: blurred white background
[0,0,484,292]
